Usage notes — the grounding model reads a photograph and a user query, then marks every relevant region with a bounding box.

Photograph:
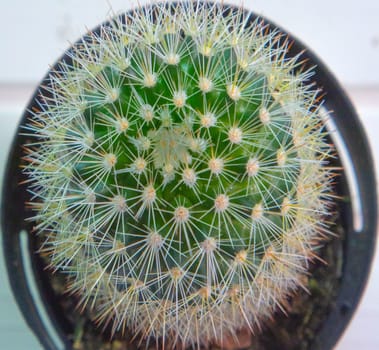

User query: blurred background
[0,0,378,349]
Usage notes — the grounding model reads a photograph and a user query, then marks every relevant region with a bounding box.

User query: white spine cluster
[23,2,335,349]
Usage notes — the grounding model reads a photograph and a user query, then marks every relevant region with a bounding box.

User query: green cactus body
[24,1,334,348]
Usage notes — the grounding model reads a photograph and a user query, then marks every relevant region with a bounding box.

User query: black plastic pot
[2,3,377,350]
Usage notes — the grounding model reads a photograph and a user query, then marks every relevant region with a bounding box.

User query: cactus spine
[23,1,335,348]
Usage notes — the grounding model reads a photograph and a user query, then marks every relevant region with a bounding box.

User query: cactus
[23,1,335,348]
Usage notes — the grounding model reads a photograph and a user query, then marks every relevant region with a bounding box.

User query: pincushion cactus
[23,1,335,348]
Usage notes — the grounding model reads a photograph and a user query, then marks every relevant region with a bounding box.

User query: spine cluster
[23,1,335,348]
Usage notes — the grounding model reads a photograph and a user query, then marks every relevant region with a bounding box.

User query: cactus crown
[23,1,335,348]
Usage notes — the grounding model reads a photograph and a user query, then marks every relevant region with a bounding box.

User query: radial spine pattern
[23,1,335,348]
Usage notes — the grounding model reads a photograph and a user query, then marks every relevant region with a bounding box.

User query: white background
[0,0,378,85]
[0,1,378,349]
